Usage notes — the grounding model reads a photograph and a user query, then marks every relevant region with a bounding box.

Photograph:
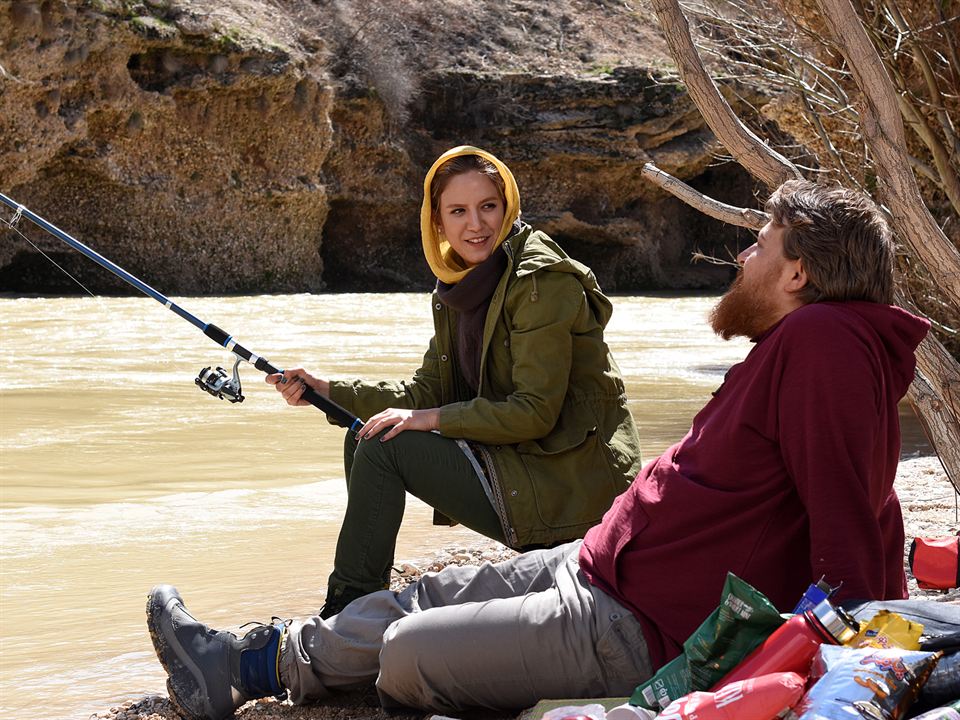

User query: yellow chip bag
[847,610,923,650]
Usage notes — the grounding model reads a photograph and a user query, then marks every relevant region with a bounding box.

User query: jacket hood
[421,146,521,284]
[506,227,614,328]
[844,302,929,395]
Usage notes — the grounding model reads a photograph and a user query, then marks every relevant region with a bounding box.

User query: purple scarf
[436,247,508,393]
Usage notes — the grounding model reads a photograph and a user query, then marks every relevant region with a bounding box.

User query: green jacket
[329,226,642,548]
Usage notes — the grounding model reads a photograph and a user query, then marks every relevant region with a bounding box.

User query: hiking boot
[146,584,286,720]
[318,584,370,620]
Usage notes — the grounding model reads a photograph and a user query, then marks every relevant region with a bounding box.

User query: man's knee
[375,616,438,709]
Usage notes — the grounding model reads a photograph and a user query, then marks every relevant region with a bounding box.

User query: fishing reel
[196,355,245,403]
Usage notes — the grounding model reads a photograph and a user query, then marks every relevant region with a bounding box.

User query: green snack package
[630,655,689,710]
[684,573,786,689]
[630,573,786,711]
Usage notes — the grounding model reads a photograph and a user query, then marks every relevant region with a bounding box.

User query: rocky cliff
[0,0,760,294]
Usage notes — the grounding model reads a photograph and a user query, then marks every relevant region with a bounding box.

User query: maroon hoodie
[579,301,929,669]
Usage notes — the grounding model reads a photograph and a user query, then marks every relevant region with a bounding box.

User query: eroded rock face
[0,0,757,294]
[1,0,332,293]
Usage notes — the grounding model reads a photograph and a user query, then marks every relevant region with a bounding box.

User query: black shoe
[146,584,286,720]
[318,584,370,620]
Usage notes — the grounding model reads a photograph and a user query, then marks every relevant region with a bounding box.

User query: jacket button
[435,303,442,310]
[503,339,510,347]
[510,489,518,496]
[440,354,448,361]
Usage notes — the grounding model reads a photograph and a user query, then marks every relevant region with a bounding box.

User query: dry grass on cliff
[315,0,671,126]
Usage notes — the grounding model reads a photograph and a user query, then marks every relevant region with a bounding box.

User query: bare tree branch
[934,6,960,103]
[815,0,960,307]
[798,90,861,187]
[884,0,960,159]
[648,0,802,189]
[895,90,960,214]
[642,163,769,228]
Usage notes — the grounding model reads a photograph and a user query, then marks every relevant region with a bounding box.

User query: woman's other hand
[265,367,330,407]
[356,408,440,441]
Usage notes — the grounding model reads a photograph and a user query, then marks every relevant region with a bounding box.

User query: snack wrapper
[630,573,784,710]
[792,645,941,720]
[847,610,923,651]
[656,671,805,720]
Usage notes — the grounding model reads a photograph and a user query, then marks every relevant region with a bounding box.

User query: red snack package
[657,671,805,720]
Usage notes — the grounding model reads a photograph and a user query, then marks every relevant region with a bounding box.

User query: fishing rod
[0,192,361,431]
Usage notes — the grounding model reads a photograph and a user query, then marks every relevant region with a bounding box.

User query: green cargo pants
[326,429,506,600]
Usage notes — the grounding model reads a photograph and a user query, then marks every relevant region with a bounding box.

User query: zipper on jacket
[475,444,518,548]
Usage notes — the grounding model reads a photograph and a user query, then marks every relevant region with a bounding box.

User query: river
[0,293,931,719]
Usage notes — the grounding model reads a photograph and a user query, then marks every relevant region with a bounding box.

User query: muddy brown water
[0,293,931,719]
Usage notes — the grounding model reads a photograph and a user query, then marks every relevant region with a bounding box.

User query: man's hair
[766,179,895,305]
[430,154,506,223]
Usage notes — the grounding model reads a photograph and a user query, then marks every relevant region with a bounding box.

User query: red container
[711,599,859,689]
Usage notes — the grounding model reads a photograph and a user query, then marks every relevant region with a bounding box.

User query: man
[147,180,929,720]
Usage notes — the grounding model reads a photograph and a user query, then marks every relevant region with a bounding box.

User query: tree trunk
[909,332,960,493]
[814,0,960,308]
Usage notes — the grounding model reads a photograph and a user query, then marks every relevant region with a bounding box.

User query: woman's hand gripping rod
[0,192,362,431]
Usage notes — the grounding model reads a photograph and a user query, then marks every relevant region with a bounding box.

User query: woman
[268,146,641,617]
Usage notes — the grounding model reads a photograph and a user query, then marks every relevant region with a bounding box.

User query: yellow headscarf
[421,146,521,284]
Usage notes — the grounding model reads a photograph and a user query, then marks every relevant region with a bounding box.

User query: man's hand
[265,367,330,407]
[356,407,440,442]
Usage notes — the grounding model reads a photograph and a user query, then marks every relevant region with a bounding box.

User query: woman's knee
[350,430,396,472]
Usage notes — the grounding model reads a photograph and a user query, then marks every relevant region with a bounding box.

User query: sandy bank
[94,455,959,720]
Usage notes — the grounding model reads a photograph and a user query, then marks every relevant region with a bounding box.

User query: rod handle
[301,386,362,431]
[256,357,361,431]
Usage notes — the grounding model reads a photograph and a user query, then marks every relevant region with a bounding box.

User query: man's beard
[709,270,783,341]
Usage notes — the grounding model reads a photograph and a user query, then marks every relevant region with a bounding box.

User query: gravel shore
[94,455,959,720]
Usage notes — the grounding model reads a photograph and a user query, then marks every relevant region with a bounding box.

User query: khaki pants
[281,541,653,712]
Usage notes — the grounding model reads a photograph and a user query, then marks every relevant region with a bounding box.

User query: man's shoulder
[766,303,886,366]
[779,301,876,339]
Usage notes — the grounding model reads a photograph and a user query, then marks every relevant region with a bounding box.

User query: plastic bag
[540,703,607,720]
[630,573,785,710]
[792,645,941,720]
[605,702,657,720]
[655,671,805,720]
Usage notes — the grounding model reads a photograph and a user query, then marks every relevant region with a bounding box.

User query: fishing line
[0,213,97,297]
[0,193,361,430]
